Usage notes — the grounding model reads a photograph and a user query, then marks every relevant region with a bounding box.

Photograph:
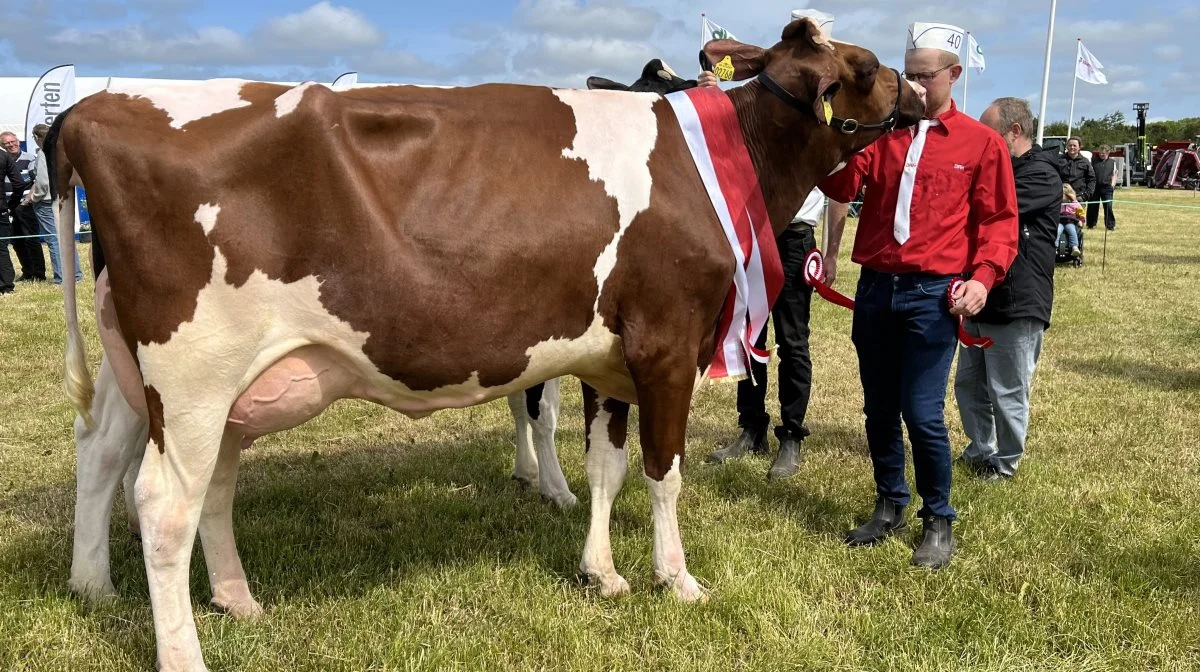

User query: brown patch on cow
[601,397,629,449]
[582,383,598,453]
[145,385,165,453]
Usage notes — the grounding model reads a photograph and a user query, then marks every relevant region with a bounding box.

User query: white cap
[791,9,834,38]
[906,21,965,55]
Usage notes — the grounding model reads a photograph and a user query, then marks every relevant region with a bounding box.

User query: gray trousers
[953,317,1045,476]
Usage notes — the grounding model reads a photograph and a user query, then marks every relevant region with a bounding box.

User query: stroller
[1055,196,1086,268]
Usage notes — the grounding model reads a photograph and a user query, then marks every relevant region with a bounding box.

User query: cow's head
[587,59,697,95]
[702,18,926,152]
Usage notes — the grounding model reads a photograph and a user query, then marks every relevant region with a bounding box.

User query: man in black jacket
[954,97,1062,480]
[0,137,31,295]
[1088,144,1118,230]
[1059,136,1095,205]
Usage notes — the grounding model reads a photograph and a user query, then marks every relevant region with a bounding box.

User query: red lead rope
[947,279,994,349]
[803,250,993,349]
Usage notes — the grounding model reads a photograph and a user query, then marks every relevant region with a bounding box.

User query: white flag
[967,33,985,72]
[331,71,358,89]
[701,15,736,47]
[1076,41,1108,85]
[25,64,75,150]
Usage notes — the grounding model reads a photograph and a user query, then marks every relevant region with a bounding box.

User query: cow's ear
[701,39,767,81]
[586,77,631,91]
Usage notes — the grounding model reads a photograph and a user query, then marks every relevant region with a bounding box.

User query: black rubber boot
[911,516,955,569]
[767,436,803,480]
[845,497,908,547]
[705,427,768,464]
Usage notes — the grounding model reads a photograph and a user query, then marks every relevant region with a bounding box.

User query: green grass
[3,186,1200,671]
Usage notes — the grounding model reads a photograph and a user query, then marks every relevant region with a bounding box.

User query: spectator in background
[1088,144,1118,231]
[0,138,30,295]
[24,124,81,285]
[1058,136,1095,207]
[1,131,45,282]
[956,97,1061,481]
[1057,184,1085,257]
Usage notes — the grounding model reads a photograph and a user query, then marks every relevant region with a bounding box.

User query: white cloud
[1154,45,1182,60]
[515,0,660,41]
[258,2,385,53]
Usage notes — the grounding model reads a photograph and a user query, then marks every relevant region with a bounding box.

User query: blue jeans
[851,268,960,520]
[1056,222,1079,248]
[34,201,82,283]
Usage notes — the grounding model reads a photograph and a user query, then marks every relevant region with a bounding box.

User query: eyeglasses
[901,64,953,83]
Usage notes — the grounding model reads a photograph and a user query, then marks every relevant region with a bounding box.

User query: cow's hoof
[542,490,578,509]
[68,576,119,603]
[581,571,631,597]
[212,593,264,621]
[657,571,710,604]
[511,473,536,490]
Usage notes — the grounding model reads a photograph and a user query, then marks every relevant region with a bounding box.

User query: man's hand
[950,279,988,317]
[697,71,719,88]
[822,255,837,286]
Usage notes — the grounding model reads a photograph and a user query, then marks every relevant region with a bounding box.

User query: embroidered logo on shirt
[954,163,967,171]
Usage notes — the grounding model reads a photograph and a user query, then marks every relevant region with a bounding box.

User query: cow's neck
[728,81,844,237]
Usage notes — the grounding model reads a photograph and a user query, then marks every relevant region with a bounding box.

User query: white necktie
[894,119,939,245]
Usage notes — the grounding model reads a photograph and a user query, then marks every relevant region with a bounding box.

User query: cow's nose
[905,78,927,103]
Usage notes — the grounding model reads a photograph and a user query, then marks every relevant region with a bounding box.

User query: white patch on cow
[194,203,220,236]
[275,81,323,118]
[827,161,848,176]
[109,79,252,130]
[553,89,658,312]
[646,454,707,602]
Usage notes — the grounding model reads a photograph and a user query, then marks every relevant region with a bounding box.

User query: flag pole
[700,12,706,48]
[963,32,970,115]
[1067,38,1080,139]
[1036,0,1058,145]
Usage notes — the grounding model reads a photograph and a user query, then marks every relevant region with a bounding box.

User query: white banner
[25,64,75,149]
[332,71,358,89]
[1076,41,1108,85]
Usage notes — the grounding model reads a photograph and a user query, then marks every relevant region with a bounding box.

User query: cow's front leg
[578,382,631,596]
[634,362,708,603]
[199,429,261,620]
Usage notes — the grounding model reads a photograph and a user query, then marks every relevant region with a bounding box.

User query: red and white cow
[53,20,924,670]
[66,58,704,605]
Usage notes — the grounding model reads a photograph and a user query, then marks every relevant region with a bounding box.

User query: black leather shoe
[911,516,955,569]
[705,428,768,464]
[845,498,907,547]
[767,437,803,480]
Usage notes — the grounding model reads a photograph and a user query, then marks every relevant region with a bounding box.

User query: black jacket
[0,152,28,216]
[975,145,1062,329]
[1059,153,1095,202]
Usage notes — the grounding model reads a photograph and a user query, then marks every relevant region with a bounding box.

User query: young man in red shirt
[819,22,1019,569]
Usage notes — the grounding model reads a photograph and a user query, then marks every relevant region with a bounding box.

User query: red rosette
[803,249,855,310]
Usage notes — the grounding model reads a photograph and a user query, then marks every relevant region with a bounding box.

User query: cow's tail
[46,105,95,427]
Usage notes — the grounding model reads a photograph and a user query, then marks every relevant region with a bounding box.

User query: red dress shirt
[820,101,1019,291]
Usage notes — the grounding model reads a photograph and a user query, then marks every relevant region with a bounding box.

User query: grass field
[2,187,1200,671]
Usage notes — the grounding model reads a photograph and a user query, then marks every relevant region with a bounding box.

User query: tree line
[1036,111,1200,149]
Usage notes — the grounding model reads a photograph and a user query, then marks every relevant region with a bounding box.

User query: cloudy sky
[0,0,1194,122]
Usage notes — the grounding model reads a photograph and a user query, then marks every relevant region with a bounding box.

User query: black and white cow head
[586,59,698,94]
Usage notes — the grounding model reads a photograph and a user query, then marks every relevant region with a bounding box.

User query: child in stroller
[1056,184,1086,266]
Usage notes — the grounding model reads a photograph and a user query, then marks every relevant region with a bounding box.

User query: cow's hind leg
[507,379,575,508]
[578,382,631,596]
[530,378,575,508]
[69,355,149,601]
[199,429,262,620]
[136,400,225,672]
[507,387,540,488]
[632,357,708,603]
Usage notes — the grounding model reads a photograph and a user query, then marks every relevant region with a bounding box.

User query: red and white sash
[665,87,783,382]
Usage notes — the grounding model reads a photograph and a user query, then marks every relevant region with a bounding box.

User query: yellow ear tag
[713,55,735,81]
[823,99,834,125]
